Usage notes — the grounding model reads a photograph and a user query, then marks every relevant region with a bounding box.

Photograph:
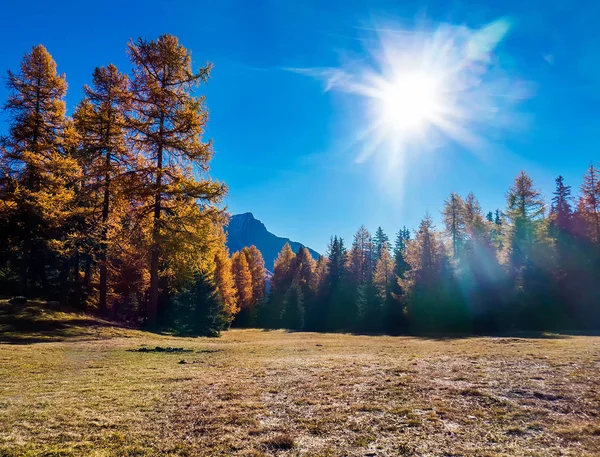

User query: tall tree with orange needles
[74,64,131,312]
[128,35,226,325]
[0,45,78,294]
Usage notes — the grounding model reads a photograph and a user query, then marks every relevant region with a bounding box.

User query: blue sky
[1,0,600,253]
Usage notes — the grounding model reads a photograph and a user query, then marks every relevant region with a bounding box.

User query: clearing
[1,301,599,456]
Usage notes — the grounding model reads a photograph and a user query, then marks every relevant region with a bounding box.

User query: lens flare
[290,17,531,196]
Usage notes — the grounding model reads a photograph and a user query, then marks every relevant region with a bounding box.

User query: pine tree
[387,227,411,332]
[128,35,226,325]
[373,226,391,261]
[393,227,411,279]
[169,271,228,336]
[550,176,572,231]
[324,236,349,330]
[281,280,304,330]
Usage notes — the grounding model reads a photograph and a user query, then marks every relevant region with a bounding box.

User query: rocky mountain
[225,212,320,271]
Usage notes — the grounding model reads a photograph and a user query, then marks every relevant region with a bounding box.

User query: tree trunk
[99,152,111,314]
[148,125,164,327]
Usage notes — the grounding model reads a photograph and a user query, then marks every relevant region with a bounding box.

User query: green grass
[1,300,600,456]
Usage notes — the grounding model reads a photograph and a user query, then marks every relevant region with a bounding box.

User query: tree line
[242,168,600,334]
[2,39,599,336]
[0,37,241,335]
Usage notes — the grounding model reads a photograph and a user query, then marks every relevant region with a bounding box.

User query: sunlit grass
[1,302,599,456]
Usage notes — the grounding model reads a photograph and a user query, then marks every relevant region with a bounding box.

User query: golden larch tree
[127,34,227,324]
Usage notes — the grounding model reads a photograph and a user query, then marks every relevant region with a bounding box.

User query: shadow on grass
[0,301,117,344]
[278,328,594,340]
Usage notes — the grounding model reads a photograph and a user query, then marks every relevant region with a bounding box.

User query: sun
[377,70,444,134]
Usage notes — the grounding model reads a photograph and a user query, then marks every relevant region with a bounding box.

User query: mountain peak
[226,213,319,271]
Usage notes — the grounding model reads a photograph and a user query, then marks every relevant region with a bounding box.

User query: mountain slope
[226,213,320,271]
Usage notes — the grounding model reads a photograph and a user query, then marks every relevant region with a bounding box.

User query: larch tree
[271,243,296,293]
[213,245,239,325]
[579,163,600,243]
[74,64,131,312]
[242,245,266,307]
[231,251,253,311]
[505,171,545,275]
[293,246,316,295]
[127,34,226,325]
[348,225,373,284]
[373,249,394,301]
[0,44,78,294]
[442,192,465,259]
[402,215,461,331]
[265,242,296,327]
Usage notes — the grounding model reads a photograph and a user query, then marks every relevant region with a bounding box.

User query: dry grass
[1,301,600,456]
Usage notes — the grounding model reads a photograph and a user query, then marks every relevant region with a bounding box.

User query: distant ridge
[225,212,320,271]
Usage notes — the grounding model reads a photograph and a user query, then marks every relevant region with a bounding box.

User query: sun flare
[294,17,528,182]
[377,70,445,133]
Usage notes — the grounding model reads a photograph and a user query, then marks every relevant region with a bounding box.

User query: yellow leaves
[231,251,253,310]
[214,246,239,322]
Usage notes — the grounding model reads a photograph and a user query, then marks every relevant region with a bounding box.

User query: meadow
[1,301,599,456]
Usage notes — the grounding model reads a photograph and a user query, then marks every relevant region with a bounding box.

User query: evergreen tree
[373,226,391,261]
[387,227,411,333]
[169,271,228,336]
[550,176,572,231]
[281,280,304,330]
[324,236,349,330]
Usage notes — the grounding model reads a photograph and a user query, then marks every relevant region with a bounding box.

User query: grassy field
[1,301,600,456]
